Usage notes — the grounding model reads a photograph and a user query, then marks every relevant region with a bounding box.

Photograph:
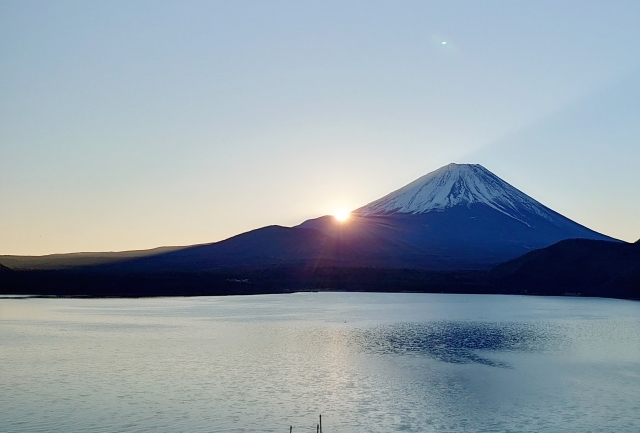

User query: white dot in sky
[442,41,447,45]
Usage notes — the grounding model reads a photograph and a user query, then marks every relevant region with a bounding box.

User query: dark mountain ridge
[0,246,181,271]
[492,238,640,298]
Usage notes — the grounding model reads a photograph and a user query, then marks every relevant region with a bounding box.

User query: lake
[1,293,639,432]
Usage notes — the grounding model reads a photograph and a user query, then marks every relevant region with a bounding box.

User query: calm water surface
[1,293,639,433]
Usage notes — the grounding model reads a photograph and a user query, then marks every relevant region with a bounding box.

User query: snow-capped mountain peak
[356,163,557,225]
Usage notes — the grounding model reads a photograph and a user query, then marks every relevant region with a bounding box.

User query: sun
[334,208,350,222]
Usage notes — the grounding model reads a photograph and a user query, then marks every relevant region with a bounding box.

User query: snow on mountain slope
[356,163,558,226]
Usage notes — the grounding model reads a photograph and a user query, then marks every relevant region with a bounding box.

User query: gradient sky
[2,0,639,255]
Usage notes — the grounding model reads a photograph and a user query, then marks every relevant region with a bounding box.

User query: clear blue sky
[2,0,639,255]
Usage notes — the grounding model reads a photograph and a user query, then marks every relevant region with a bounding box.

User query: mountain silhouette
[78,163,617,273]
[492,238,640,298]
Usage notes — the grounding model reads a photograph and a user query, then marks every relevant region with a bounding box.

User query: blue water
[1,293,639,432]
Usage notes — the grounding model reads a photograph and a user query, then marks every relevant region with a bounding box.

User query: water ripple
[351,321,565,367]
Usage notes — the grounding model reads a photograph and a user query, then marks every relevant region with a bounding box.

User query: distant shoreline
[1,266,638,301]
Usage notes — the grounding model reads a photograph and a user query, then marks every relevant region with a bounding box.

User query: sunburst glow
[334,209,350,222]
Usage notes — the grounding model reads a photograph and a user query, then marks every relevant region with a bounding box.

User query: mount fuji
[1,163,618,275]
[296,163,616,269]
